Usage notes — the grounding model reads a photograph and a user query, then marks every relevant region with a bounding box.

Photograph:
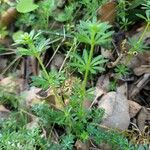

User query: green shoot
[75,18,113,95]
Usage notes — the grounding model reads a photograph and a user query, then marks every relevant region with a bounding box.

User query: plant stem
[138,22,150,44]
[36,54,64,108]
[36,55,50,82]
[82,43,95,96]
[126,22,150,65]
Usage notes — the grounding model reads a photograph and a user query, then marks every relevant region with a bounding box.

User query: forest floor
[0,0,150,150]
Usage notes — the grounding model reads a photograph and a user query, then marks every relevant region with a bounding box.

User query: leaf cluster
[70,49,107,75]
[76,19,113,45]
[32,69,66,90]
[15,30,50,57]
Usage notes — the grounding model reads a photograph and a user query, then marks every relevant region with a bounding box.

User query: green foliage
[128,37,148,54]
[70,49,107,75]
[15,13,36,27]
[55,4,75,22]
[0,86,20,109]
[15,30,50,57]
[32,101,105,144]
[87,125,129,150]
[108,80,117,91]
[0,25,8,39]
[117,0,132,31]
[76,19,113,45]
[129,144,150,150]
[80,0,107,19]
[108,64,129,91]
[0,128,47,150]
[32,70,66,90]
[37,0,56,28]
[60,134,74,150]
[1,0,149,149]
[115,64,129,78]
[136,0,150,23]
[73,18,113,93]
[16,0,38,13]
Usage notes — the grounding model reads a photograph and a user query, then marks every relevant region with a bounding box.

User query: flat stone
[98,84,130,130]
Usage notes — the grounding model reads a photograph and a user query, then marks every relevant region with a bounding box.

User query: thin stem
[36,54,64,108]
[82,43,95,95]
[36,55,50,83]
[138,22,150,44]
[125,22,150,65]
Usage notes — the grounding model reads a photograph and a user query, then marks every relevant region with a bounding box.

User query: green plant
[126,0,150,62]
[117,0,132,31]
[0,85,20,109]
[37,0,56,28]
[109,64,129,91]
[73,18,113,95]
[0,25,8,39]
[14,30,65,108]
[115,64,129,79]
[55,3,76,23]
[80,0,107,20]
[131,0,150,52]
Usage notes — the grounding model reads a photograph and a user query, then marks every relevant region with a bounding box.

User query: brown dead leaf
[137,107,150,131]
[128,100,142,118]
[22,87,42,108]
[75,140,89,150]
[97,1,117,24]
[133,65,150,76]
[129,74,150,100]
[0,7,17,27]
[99,143,111,150]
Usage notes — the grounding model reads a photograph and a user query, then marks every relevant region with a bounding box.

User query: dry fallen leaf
[21,87,42,108]
[133,65,150,76]
[75,140,89,150]
[128,100,142,118]
[97,1,117,24]
[137,107,150,131]
[0,7,17,27]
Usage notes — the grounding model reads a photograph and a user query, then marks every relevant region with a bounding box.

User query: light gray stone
[98,84,130,130]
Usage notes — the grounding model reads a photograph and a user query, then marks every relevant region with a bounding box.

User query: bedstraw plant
[12,19,131,149]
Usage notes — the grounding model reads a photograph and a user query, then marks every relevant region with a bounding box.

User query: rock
[96,74,110,93]
[75,140,89,150]
[0,105,10,121]
[128,100,142,118]
[21,87,41,108]
[50,54,64,71]
[98,84,130,130]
